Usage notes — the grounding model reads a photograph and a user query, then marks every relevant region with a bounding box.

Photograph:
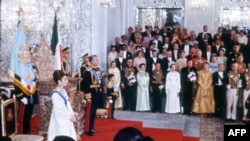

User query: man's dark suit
[149,39,162,52]
[161,57,176,74]
[203,51,212,62]
[123,50,133,60]
[196,32,212,44]
[144,49,153,59]
[161,42,173,52]
[114,57,126,70]
[181,67,198,115]
[180,44,192,55]
[212,70,228,119]
[146,57,162,74]
[211,45,223,55]
[226,52,238,72]
[172,49,181,61]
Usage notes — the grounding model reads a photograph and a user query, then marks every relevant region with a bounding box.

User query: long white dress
[165,71,181,113]
[136,71,150,111]
[47,89,77,141]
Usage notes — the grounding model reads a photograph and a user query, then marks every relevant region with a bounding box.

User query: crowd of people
[51,24,250,140]
[105,24,250,123]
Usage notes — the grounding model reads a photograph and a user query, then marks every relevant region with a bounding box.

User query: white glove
[227,85,231,89]
[109,99,113,103]
[21,97,28,105]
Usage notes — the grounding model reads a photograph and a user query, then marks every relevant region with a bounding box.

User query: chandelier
[220,7,250,28]
[101,0,116,8]
[190,0,208,11]
[218,0,250,28]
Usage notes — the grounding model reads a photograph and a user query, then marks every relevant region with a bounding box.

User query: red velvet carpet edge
[81,118,199,141]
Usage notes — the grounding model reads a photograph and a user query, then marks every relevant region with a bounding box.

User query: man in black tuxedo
[213,64,228,119]
[180,59,198,115]
[161,26,172,41]
[211,39,224,55]
[145,42,157,59]
[180,38,191,57]
[172,42,181,61]
[146,50,161,74]
[121,44,133,60]
[161,49,175,74]
[114,50,126,70]
[203,44,212,63]
[196,25,212,45]
[226,43,240,72]
[161,36,173,53]
[141,41,150,59]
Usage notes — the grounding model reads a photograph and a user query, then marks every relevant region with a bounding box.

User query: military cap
[81,53,89,59]
[62,47,70,54]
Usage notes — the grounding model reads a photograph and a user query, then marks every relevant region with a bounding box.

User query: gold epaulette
[16,93,24,98]
[107,96,112,99]
[90,84,100,88]
[86,67,91,71]
[84,93,91,99]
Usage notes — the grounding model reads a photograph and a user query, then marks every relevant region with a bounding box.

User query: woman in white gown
[136,63,150,111]
[48,70,77,141]
[165,63,181,113]
[108,61,123,109]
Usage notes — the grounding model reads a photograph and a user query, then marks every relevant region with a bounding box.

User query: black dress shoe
[91,129,99,134]
[85,131,94,136]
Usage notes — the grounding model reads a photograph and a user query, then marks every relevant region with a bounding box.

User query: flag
[8,19,36,96]
[51,13,62,70]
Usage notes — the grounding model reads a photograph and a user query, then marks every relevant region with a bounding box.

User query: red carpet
[81,118,199,141]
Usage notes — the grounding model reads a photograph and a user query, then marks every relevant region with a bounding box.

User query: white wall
[92,0,220,70]
[184,0,217,36]
[92,0,108,71]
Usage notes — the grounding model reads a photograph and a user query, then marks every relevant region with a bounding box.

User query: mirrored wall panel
[136,7,184,31]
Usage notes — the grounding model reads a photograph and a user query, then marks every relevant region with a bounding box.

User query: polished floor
[114,110,248,141]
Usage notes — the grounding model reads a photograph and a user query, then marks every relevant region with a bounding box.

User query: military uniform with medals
[81,64,102,134]
[150,69,165,113]
[226,70,244,121]
[61,47,71,76]
[80,53,90,91]
[120,66,137,111]
[106,81,119,119]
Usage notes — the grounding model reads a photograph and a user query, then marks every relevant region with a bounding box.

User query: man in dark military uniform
[106,74,119,119]
[226,43,241,72]
[61,47,71,76]
[80,53,90,91]
[81,55,102,136]
[120,58,137,111]
[80,53,90,77]
[150,62,165,113]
